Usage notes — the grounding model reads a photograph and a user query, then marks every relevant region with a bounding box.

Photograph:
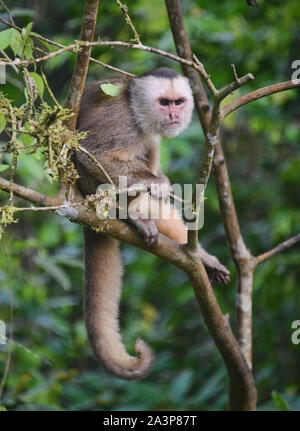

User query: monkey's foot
[199,250,230,285]
[130,219,159,246]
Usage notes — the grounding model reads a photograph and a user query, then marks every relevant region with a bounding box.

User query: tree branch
[116,0,141,45]
[0,170,254,412]
[0,0,15,25]
[165,0,257,410]
[256,233,300,265]
[0,45,76,66]
[0,176,62,207]
[78,145,114,185]
[218,70,254,101]
[222,80,300,118]
[64,0,99,130]
[0,17,134,77]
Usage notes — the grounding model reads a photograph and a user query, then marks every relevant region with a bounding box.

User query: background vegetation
[0,0,299,411]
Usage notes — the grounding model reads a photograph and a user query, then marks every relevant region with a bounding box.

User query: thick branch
[165,0,257,409]
[64,0,99,129]
[165,0,256,410]
[0,176,62,207]
[0,172,254,411]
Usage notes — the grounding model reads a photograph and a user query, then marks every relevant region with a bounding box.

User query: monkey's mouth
[164,121,180,127]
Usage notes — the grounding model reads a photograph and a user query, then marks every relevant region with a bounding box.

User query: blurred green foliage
[0,0,300,411]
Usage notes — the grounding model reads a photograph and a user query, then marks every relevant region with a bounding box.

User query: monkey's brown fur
[75,69,229,380]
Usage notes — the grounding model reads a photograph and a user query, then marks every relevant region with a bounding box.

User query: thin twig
[84,40,204,71]
[218,72,254,101]
[256,233,300,265]
[0,17,134,77]
[192,54,218,96]
[0,49,19,73]
[231,64,241,85]
[0,0,15,25]
[0,44,76,66]
[78,145,114,185]
[222,80,300,118]
[40,68,62,108]
[116,0,141,44]
[0,202,83,213]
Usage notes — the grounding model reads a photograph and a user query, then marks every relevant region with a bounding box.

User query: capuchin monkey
[74,67,230,380]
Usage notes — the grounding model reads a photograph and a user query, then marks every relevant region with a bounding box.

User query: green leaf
[10,29,23,57]
[29,72,44,97]
[24,41,33,60]
[0,165,10,172]
[21,22,33,44]
[271,391,290,411]
[0,29,13,50]
[20,132,35,146]
[24,87,29,105]
[100,82,121,97]
[0,113,6,133]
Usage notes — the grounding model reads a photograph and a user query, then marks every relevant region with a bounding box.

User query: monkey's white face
[130,75,194,138]
[156,96,189,138]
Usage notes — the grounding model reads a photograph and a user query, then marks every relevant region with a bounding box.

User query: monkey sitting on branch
[74,67,230,380]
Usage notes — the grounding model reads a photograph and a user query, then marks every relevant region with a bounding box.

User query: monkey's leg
[155,201,230,285]
[127,193,229,284]
[126,192,159,246]
[83,228,154,379]
[155,202,187,244]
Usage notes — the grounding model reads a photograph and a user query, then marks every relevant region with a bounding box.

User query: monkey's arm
[74,150,168,244]
[75,150,169,191]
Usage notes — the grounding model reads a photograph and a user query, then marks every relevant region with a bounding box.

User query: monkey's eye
[175,99,184,105]
[159,99,169,106]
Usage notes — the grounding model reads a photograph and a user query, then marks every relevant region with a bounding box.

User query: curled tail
[83,228,154,379]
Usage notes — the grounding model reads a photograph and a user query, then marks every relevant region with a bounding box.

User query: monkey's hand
[149,183,170,200]
[142,177,171,200]
[197,245,230,285]
[128,218,159,246]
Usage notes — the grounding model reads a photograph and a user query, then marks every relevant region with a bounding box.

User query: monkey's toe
[134,219,158,246]
[206,263,230,285]
[200,254,230,285]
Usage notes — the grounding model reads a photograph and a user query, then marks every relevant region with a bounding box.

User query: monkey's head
[129,68,194,138]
